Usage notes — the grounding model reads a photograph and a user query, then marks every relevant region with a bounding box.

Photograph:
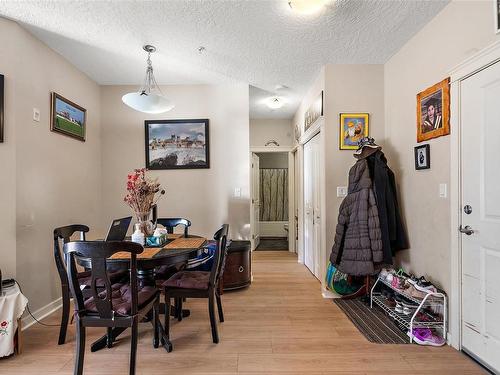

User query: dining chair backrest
[63,241,143,319]
[209,224,229,288]
[54,225,89,283]
[156,218,191,237]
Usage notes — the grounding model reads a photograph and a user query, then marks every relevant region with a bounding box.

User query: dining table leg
[90,327,127,352]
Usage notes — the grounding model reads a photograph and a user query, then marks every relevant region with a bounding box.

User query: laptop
[105,216,132,241]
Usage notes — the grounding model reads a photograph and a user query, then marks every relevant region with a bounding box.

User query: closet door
[461,60,500,373]
[251,153,260,249]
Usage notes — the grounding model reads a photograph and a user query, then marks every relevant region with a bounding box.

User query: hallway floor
[1,251,486,374]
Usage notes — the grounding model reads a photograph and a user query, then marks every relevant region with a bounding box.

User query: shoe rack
[370,276,447,343]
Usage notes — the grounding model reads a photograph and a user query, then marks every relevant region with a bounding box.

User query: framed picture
[496,0,500,33]
[339,113,369,150]
[0,74,4,143]
[304,91,323,132]
[414,144,430,170]
[145,119,209,170]
[50,92,86,141]
[416,77,450,142]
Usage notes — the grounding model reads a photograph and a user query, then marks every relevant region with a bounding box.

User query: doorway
[459,59,500,373]
[254,152,289,251]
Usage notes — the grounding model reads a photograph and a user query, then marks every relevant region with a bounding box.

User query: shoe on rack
[406,284,427,300]
[402,301,419,315]
[413,277,438,293]
[394,296,404,313]
[407,328,445,347]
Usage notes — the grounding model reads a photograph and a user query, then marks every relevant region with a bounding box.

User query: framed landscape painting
[145,119,210,170]
[50,92,86,141]
[339,113,369,150]
[416,78,450,143]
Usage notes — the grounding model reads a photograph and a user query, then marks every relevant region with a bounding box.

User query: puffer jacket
[330,159,383,276]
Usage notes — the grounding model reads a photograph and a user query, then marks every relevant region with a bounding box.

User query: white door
[303,134,320,278]
[251,153,260,250]
[461,60,500,373]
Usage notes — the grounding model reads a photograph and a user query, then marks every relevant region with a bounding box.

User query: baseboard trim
[21,297,62,331]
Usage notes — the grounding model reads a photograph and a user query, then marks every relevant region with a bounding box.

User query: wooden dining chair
[156,217,191,237]
[54,225,127,345]
[64,241,160,375]
[162,224,229,346]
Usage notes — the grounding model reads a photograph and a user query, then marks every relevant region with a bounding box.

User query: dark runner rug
[333,298,410,344]
[255,238,289,251]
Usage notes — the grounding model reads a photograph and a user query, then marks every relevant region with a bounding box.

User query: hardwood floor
[0,251,486,374]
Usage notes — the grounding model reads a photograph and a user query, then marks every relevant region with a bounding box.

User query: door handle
[459,225,474,235]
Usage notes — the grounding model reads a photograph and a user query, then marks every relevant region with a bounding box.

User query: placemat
[111,247,162,259]
[163,237,206,249]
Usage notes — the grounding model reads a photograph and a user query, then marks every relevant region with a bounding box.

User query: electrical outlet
[234,187,241,197]
[33,108,40,122]
[337,186,348,197]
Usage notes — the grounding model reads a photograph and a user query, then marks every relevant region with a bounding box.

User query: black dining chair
[156,218,191,237]
[53,225,127,345]
[162,224,229,346]
[64,240,161,375]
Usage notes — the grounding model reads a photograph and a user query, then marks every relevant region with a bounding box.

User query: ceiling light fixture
[266,96,284,109]
[122,45,174,114]
[288,0,329,14]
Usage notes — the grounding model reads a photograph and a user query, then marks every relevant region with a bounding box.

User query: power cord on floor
[15,280,61,327]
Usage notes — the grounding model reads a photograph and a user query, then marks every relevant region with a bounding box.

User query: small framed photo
[495,0,500,33]
[416,78,450,143]
[0,74,4,143]
[414,144,430,170]
[50,92,86,141]
[339,113,369,150]
[145,119,210,170]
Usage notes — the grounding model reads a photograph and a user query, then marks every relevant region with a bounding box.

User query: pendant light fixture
[122,45,174,114]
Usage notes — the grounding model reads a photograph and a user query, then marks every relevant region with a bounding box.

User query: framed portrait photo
[414,144,430,170]
[145,119,210,170]
[416,77,450,143]
[339,113,369,150]
[50,92,86,141]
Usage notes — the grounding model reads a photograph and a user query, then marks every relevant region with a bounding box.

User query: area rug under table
[333,298,410,344]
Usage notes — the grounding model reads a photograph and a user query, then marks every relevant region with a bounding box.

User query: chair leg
[129,318,138,375]
[177,298,183,322]
[153,297,159,348]
[74,318,85,375]
[58,284,71,345]
[164,293,171,343]
[208,292,219,344]
[107,327,113,348]
[216,293,224,323]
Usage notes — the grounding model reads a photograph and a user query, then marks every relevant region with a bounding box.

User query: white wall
[100,84,250,240]
[250,118,293,147]
[257,152,288,169]
[0,18,103,311]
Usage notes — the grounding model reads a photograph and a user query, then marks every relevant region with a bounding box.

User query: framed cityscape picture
[339,113,369,150]
[416,78,450,143]
[50,92,86,141]
[145,119,210,170]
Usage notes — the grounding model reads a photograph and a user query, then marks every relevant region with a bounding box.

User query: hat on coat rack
[353,136,381,158]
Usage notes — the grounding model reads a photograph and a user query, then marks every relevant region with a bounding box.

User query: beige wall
[0,18,103,311]
[100,84,250,241]
[250,119,293,147]
[384,0,500,299]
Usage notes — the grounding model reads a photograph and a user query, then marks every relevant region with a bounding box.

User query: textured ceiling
[0,0,448,119]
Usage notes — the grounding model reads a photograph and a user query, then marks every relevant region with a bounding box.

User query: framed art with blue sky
[50,92,86,141]
[339,113,369,150]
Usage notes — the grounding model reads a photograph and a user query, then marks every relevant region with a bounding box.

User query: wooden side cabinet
[222,240,251,291]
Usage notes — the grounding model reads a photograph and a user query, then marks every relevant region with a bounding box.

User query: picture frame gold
[339,113,369,150]
[416,77,450,143]
[50,92,86,142]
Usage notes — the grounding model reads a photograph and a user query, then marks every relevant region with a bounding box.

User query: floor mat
[255,238,288,251]
[333,298,410,344]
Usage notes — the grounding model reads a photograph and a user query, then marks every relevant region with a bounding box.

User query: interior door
[303,134,320,278]
[251,153,260,249]
[461,60,500,373]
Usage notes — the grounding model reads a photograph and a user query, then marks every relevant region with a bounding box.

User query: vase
[136,211,156,236]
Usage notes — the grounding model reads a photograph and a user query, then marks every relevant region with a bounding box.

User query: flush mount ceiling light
[288,0,329,14]
[122,45,174,114]
[265,96,285,109]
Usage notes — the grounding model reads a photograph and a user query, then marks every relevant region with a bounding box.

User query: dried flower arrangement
[123,168,165,219]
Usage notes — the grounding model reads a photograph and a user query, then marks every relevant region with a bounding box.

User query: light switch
[439,183,447,198]
[234,187,241,197]
[337,186,348,197]
[33,108,40,122]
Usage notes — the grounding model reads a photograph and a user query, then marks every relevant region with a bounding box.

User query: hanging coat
[330,159,383,276]
[363,150,409,264]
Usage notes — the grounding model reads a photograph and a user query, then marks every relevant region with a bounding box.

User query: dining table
[76,234,207,352]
